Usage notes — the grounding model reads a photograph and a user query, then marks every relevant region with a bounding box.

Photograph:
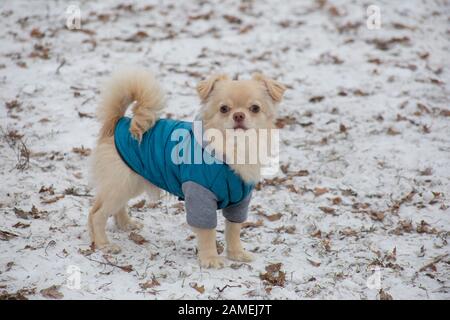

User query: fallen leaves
[223,14,242,24]
[319,206,336,215]
[129,232,148,245]
[309,96,325,103]
[275,225,296,234]
[29,43,51,60]
[378,289,393,300]
[30,28,44,39]
[255,169,308,190]
[39,185,55,195]
[78,111,94,118]
[40,285,63,299]
[0,287,35,300]
[242,219,263,229]
[439,109,450,117]
[389,190,416,214]
[275,115,297,128]
[190,282,205,294]
[140,276,160,289]
[369,211,385,222]
[131,199,146,210]
[72,146,91,157]
[418,254,448,272]
[331,197,342,205]
[260,263,286,287]
[0,230,18,241]
[416,220,437,234]
[14,205,46,219]
[368,36,410,51]
[314,187,328,197]
[12,222,30,229]
[188,11,213,21]
[5,99,21,110]
[41,194,65,204]
[387,127,400,136]
[257,211,282,221]
[339,227,358,237]
[125,31,149,43]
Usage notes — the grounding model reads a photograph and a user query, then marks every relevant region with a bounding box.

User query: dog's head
[197,73,286,132]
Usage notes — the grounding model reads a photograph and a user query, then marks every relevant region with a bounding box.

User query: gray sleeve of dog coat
[182,181,218,229]
[182,182,252,228]
[222,191,252,223]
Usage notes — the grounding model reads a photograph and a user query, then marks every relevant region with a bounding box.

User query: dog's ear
[252,73,286,103]
[196,74,229,102]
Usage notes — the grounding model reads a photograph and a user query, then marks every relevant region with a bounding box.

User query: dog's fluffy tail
[97,68,165,140]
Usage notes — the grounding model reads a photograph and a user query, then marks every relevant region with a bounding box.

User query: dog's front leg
[225,220,254,262]
[192,227,224,268]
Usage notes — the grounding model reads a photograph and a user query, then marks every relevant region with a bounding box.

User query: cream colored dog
[88,69,285,268]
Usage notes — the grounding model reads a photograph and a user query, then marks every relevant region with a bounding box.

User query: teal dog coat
[114,117,254,228]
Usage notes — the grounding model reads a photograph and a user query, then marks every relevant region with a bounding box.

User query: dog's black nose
[233,112,245,123]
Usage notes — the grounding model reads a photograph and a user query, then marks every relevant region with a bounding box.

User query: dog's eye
[249,105,260,113]
[220,105,230,113]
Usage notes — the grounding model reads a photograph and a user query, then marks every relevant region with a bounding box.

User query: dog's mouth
[233,124,248,130]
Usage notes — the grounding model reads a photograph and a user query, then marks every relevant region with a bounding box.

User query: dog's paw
[227,250,254,262]
[116,218,143,231]
[199,255,225,269]
[130,120,144,142]
[99,243,122,254]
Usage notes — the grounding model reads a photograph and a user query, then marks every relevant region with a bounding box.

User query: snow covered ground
[0,0,449,300]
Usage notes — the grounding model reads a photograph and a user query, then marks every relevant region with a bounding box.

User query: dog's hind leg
[114,207,143,231]
[89,197,124,254]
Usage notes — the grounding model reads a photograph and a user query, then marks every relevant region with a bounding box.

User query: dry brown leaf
[223,14,242,24]
[387,127,400,136]
[314,187,328,196]
[416,220,437,234]
[275,115,297,128]
[439,109,450,117]
[131,199,146,209]
[319,206,336,214]
[260,263,286,287]
[41,194,65,204]
[40,285,63,299]
[310,229,322,238]
[12,222,30,229]
[370,211,385,221]
[125,31,149,42]
[340,227,357,237]
[0,230,18,241]
[242,219,263,229]
[14,205,46,219]
[30,28,44,38]
[129,232,148,245]
[309,96,324,103]
[275,225,296,234]
[258,211,282,221]
[72,146,91,157]
[379,289,393,300]
[140,276,160,289]
[190,282,205,294]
